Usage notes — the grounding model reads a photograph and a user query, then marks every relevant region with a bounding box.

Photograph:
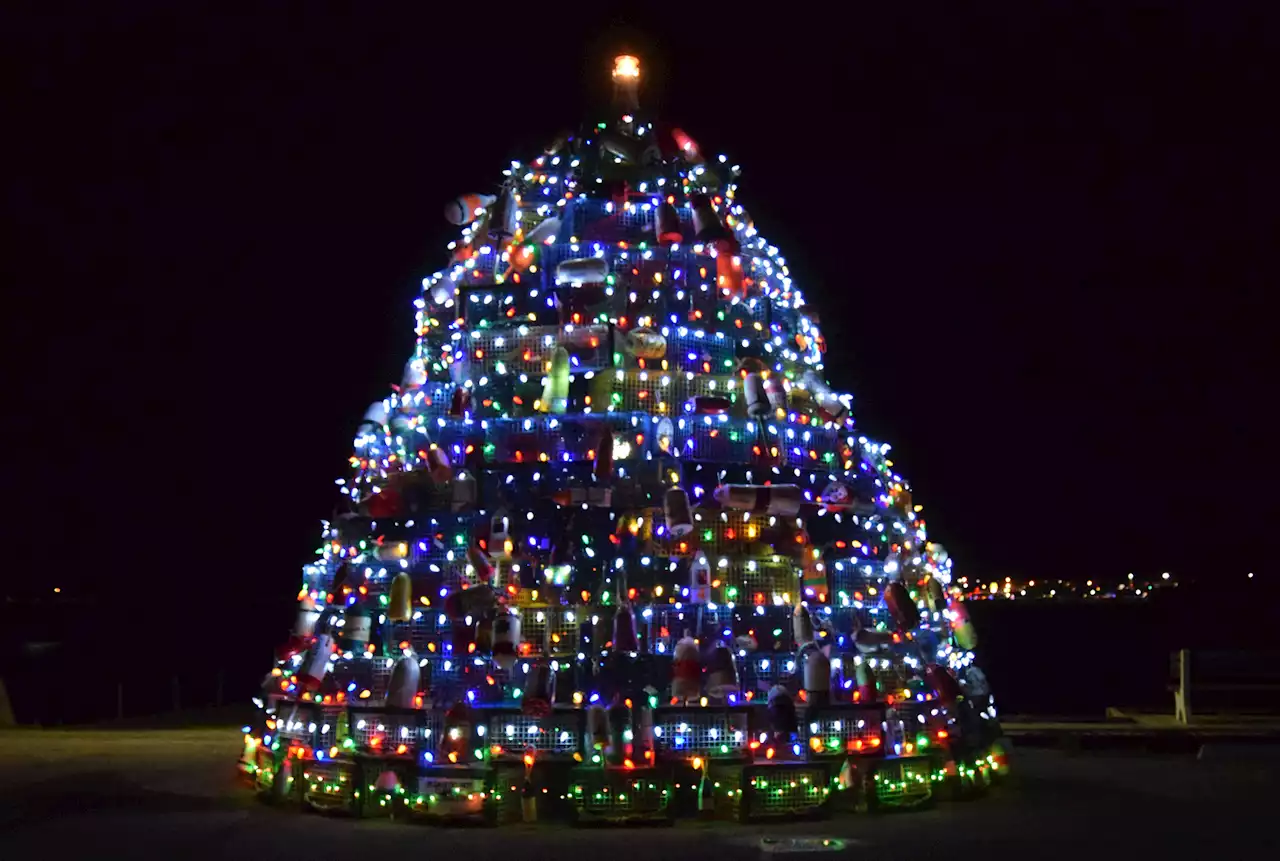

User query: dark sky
[6,4,1273,609]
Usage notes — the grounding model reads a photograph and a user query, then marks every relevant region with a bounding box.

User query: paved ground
[0,728,1275,858]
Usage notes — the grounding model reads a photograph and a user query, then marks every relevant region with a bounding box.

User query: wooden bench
[1170,649,1280,724]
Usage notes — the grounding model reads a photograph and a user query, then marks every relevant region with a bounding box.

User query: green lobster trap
[300,758,359,814]
[569,765,673,824]
[866,756,934,811]
[709,760,835,822]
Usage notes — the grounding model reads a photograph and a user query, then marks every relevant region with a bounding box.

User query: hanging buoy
[427,445,453,484]
[764,375,788,412]
[386,652,421,709]
[855,660,878,703]
[802,646,831,707]
[713,483,803,516]
[606,697,632,765]
[593,426,614,483]
[388,572,413,622]
[767,684,797,742]
[444,193,497,226]
[691,395,733,414]
[524,215,561,246]
[706,643,739,699]
[492,610,522,670]
[801,548,827,601]
[625,328,666,359]
[716,246,744,296]
[884,581,921,631]
[744,372,770,417]
[443,583,498,621]
[664,487,693,537]
[451,470,477,511]
[613,602,638,653]
[487,187,519,242]
[401,357,427,389]
[948,597,979,650]
[556,256,609,285]
[340,603,373,653]
[298,615,336,692]
[279,595,321,659]
[522,659,555,716]
[539,346,570,414]
[689,193,729,243]
[688,552,711,603]
[802,370,849,423]
[654,200,683,245]
[926,664,963,707]
[449,387,471,417]
[792,604,814,646]
[671,637,702,702]
[671,128,703,163]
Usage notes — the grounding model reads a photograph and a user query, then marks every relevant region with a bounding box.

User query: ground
[0,729,1274,857]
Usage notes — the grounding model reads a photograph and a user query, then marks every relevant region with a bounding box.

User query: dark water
[1,582,1273,724]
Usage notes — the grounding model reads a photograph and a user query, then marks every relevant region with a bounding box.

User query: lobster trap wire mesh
[571,770,670,817]
[803,705,885,756]
[652,708,749,758]
[302,759,358,809]
[873,758,933,808]
[742,766,832,816]
[486,712,583,757]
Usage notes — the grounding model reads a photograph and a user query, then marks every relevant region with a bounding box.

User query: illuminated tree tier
[243,55,1004,822]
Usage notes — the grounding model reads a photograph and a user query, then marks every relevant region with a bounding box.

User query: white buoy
[744,372,770,417]
[556,256,609,285]
[492,611,522,670]
[387,652,421,709]
[444,193,497,225]
[664,487,693,537]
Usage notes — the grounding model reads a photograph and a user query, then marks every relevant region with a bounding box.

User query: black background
[5,3,1273,640]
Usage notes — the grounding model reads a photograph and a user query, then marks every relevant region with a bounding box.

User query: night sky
[7,6,1272,615]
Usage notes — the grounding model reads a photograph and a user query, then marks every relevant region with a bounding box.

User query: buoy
[926,665,963,706]
[341,603,373,653]
[524,215,561,246]
[556,256,609,285]
[855,660,878,703]
[401,357,427,389]
[691,395,733,414]
[606,698,632,765]
[489,512,512,559]
[492,610,522,670]
[443,583,498,621]
[388,572,413,622]
[449,387,470,417]
[588,705,609,751]
[279,595,321,658]
[298,616,336,692]
[521,750,538,822]
[522,659,555,716]
[671,128,703,163]
[688,552,711,603]
[712,483,803,516]
[444,193,497,226]
[802,370,849,423]
[706,643,739,699]
[451,470,477,511]
[792,604,815,646]
[359,400,388,432]
[466,543,494,583]
[539,346,570,414]
[689,193,729,243]
[671,637,701,702]
[744,372,770,417]
[716,246,744,296]
[593,426,614,483]
[625,328,666,359]
[949,597,979,650]
[613,603,639,653]
[664,487,693,537]
[764,375,787,412]
[654,201,683,245]
[387,652,421,709]
[884,581,920,630]
[801,548,827,601]
[487,187,519,242]
[802,646,831,707]
[767,684,797,741]
[427,445,453,484]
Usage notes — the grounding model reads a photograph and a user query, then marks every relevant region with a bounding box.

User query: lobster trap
[709,760,834,822]
[569,765,673,824]
[651,705,751,760]
[411,765,495,823]
[801,703,886,759]
[865,756,934,811]
[301,758,360,814]
[482,707,586,760]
